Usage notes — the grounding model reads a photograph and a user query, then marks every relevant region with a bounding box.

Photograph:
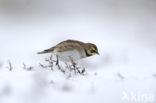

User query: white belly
[55,50,82,62]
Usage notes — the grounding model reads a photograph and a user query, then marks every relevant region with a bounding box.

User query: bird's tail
[37,49,51,54]
[37,47,55,54]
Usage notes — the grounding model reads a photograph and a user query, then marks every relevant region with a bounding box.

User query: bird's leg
[56,55,59,65]
[69,56,77,73]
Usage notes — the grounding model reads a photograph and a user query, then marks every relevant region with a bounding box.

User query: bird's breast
[55,50,85,62]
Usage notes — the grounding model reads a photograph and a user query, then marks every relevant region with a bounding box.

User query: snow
[0,0,156,103]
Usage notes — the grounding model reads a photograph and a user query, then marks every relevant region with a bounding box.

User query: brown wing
[56,39,85,52]
[38,40,85,54]
[57,39,85,46]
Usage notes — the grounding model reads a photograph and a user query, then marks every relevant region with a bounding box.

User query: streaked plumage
[38,40,99,62]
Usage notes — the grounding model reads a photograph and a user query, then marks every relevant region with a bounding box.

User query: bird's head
[85,43,99,56]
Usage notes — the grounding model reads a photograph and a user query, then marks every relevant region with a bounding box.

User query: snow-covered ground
[0,0,156,103]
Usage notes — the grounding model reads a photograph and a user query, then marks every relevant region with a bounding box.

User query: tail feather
[38,47,55,54]
[37,49,51,54]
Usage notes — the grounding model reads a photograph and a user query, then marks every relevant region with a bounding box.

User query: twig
[23,63,26,69]
[69,57,77,74]
[7,60,13,71]
[44,55,54,71]
[39,55,86,76]
[0,62,2,68]
[27,66,33,71]
[153,74,156,78]
[81,67,86,74]
[117,73,125,80]
[23,63,34,71]
[39,63,48,69]
[68,57,86,75]
[57,64,66,74]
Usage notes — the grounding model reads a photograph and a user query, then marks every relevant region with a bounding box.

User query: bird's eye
[90,50,95,53]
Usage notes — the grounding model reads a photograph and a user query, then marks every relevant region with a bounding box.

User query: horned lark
[38,40,99,63]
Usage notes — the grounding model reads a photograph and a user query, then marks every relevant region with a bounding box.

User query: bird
[38,40,99,64]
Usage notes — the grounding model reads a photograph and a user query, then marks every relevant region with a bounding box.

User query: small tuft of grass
[7,60,13,71]
[39,55,54,71]
[23,63,34,71]
[153,74,156,78]
[39,55,87,78]
[117,73,125,80]
[0,62,2,68]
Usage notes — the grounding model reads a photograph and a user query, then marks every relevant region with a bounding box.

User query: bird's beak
[97,52,100,55]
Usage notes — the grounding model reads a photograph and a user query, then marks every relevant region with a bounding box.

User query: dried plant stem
[44,55,54,71]
[39,55,86,76]
[7,60,13,71]
[117,73,125,80]
[23,63,34,71]
[153,74,156,78]
[57,64,66,74]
